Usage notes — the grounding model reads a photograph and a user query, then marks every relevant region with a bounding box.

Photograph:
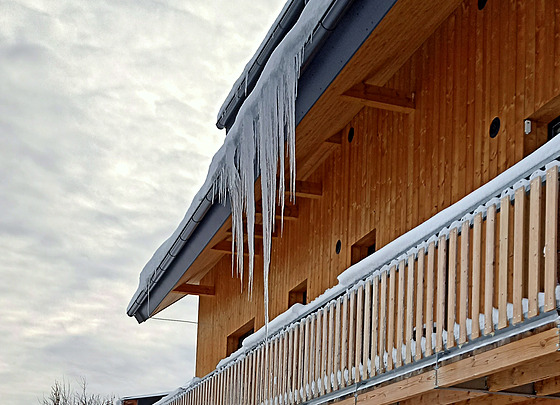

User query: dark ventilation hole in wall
[489,117,500,138]
[335,240,342,254]
[348,127,355,143]
[478,0,488,10]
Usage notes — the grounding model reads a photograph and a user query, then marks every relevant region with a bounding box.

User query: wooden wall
[195,0,560,377]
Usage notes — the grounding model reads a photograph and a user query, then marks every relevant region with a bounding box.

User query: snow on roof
[127,0,330,317]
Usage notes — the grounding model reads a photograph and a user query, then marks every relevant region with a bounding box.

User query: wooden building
[127,0,560,403]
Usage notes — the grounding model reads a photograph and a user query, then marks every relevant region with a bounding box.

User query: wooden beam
[255,203,299,220]
[225,224,278,239]
[293,180,322,199]
[399,389,485,405]
[453,393,550,405]
[487,352,560,392]
[437,328,560,387]
[211,240,262,256]
[325,131,342,144]
[341,83,415,113]
[535,375,560,396]
[355,371,436,404]
[173,283,215,296]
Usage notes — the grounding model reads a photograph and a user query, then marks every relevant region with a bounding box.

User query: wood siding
[195,0,560,376]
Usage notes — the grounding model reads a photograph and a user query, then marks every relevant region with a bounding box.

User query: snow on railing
[159,139,560,405]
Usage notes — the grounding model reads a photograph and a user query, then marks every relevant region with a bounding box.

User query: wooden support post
[513,186,526,325]
[528,177,542,318]
[379,271,388,373]
[334,299,341,389]
[396,259,406,367]
[406,254,415,363]
[348,290,356,382]
[415,248,425,361]
[485,205,496,335]
[471,213,482,339]
[387,265,397,370]
[340,295,348,388]
[355,285,364,381]
[498,195,510,329]
[436,236,447,353]
[544,165,558,311]
[459,221,470,345]
[327,303,335,391]
[371,276,379,375]
[448,228,458,348]
[425,243,435,357]
[363,280,372,377]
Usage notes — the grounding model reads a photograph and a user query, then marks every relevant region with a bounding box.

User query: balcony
[163,139,560,404]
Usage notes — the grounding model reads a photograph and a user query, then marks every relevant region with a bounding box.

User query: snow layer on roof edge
[128,0,327,315]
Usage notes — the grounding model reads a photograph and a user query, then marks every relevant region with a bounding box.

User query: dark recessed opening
[351,229,377,265]
[548,115,560,141]
[289,279,307,308]
[227,318,255,356]
[335,240,342,254]
[478,0,488,10]
[489,117,500,138]
[348,127,355,143]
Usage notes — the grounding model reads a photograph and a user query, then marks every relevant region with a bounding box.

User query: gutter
[128,0,397,322]
[216,0,356,131]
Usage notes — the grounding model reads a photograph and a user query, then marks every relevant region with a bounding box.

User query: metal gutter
[217,0,356,131]
[128,0,398,323]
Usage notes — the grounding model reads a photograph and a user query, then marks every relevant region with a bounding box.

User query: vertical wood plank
[348,290,356,381]
[387,265,396,370]
[528,177,542,318]
[436,235,447,352]
[371,275,379,375]
[415,249,425,361]
[425,242,435,357]
[379,271,388,373]
[340,295,348,387]
[314,312,322,398]
[321,308,328,395]
[355,285,364,381]
[303,319,310,401]
[334,298,342,389]
[459,220,470,345]
[307,317,314,399]
[406,254,415,363]
[545,166,558,311]
[447,228,458,348]
[363,280,372,377]
[287,328,294,404]
[396,260,405,367]
[485,204,496,335]
[498,195,510,329]
[298,322,304,403]
[513,186,526,325]
[327,303,334,392]
[471,212,482,340]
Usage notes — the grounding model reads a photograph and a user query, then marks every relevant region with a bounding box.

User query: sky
[0,0,286,403]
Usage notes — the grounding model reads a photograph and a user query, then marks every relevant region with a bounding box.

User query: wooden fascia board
[173,283,215,296]
[342,82,415,113]
[486,352,560,392]
[437,328,560,387]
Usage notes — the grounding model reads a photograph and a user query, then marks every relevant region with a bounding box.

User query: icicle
[204,0,323,339]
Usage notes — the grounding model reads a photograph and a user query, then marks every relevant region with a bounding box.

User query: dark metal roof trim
[129,0,398,323]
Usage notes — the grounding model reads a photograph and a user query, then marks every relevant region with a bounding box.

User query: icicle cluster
[207,0,322,327]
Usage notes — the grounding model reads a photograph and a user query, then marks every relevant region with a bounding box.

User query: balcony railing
[163,140,560,405]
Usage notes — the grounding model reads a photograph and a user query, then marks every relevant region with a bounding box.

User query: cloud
[0,0,286,403]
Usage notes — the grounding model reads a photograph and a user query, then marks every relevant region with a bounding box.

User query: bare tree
[40,377,115,405]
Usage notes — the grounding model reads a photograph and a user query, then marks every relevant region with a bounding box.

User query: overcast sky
[0,0,286,403]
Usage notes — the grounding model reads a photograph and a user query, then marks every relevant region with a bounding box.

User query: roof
[127,0,398,323]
